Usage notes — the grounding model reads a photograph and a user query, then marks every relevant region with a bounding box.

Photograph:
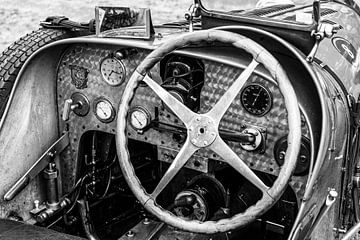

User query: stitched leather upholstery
[0,219,85,240]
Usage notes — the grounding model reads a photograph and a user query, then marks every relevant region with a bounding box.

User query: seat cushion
[0,219,85,240]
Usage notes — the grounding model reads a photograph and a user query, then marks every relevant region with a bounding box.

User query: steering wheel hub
[188,115,217,148]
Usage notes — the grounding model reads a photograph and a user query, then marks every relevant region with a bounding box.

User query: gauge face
[129,106,151,131]
[240,84,272,116]
[100,57,126,86]
[93,98,115,123]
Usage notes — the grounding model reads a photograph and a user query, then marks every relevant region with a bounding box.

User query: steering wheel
[116,29,301,233]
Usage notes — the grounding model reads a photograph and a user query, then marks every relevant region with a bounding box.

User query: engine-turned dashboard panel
[57,44,311,200]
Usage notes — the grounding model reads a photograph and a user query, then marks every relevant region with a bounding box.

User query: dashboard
[57,43,312,203]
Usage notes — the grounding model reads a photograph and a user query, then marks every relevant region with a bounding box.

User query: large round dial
[129,106,151,131]
[100,57,126,86]
[240,84,272,116]
[93,97,116,123]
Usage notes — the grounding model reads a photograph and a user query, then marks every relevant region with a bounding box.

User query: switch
[62,92,90,121]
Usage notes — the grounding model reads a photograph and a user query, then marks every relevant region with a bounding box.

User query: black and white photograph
[0,0,360,239]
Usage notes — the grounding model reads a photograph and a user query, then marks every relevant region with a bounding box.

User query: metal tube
[43,162,59,205]
[77,199,100,240]
[342,221,360,240]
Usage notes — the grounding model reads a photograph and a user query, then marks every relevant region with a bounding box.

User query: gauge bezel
[93,97,116,123]
[240,83,273,116]
[100,57,126,86]
[128,106,152,131]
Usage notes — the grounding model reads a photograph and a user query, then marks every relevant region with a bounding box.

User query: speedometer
[240,84,272,116]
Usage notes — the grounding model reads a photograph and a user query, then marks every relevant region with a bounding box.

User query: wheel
[116,29,302,234]
[0,28,75,118]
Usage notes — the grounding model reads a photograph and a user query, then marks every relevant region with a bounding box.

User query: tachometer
[100,57,126,86]
[240,84,272,116]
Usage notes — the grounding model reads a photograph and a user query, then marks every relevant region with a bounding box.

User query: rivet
[143,218,150,225]
[126,230,135,237]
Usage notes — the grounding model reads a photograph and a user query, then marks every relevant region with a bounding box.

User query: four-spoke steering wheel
[116,29,301,234]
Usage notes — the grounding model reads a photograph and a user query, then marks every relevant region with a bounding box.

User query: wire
[99,169,112,199]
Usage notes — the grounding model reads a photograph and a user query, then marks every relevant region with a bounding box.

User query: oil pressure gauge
[129,106,151,131]
[240,84,272,116]
[100,57,126,86]
[93,97,116,123]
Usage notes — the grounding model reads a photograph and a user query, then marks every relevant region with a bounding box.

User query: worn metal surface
[4,132,69,201]
[0,50,61,220]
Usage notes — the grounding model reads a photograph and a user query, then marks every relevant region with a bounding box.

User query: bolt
[143,218,150,225]
[34,200,40,209]
[115,51,124,59]
[328,189,338,200]
[126,230,135,237]
[300,155,307,163]
[204,141,208,146]
[279,151,286,160]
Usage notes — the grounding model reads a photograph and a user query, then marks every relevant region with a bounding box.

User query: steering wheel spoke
[207,59,259,125]
[143,74,196,127]
[150,138,198,199]
[210,136,269,193]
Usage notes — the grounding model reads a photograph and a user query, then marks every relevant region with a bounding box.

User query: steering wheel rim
[116,29,302,234]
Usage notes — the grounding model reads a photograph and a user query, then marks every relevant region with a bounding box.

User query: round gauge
[129,106,151,131]
[100,57,126,86]
[93,97,116,123]
[240,84,272,116]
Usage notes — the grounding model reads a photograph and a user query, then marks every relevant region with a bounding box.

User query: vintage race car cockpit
[0,0,360,240]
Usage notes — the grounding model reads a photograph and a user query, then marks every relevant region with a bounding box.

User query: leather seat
[0,219,85,240]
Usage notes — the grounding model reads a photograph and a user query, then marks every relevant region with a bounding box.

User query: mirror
[95,7,154,39]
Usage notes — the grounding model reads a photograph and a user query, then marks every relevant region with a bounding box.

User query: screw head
[126,230,135,237]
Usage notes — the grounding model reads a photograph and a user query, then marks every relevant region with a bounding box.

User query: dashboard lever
[219,131,255,144]
[62,98,82,121]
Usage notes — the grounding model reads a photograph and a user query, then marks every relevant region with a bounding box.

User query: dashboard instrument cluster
[57,44,312,200]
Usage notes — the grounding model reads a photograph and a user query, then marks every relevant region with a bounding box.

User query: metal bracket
[306,23,341,62]
[303,189,338,239]
[4,132,70,201]
[185,4,200,32]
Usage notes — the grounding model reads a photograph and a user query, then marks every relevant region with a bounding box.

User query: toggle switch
[62,92,90,121]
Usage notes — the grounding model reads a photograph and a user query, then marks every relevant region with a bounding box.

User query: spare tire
[0,28,76,118]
